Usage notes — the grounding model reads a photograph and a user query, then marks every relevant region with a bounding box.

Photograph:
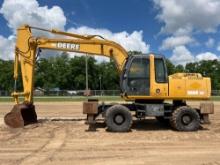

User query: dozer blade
[4,103,37,128]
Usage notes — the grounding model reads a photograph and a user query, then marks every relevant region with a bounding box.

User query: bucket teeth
[4,103,37,128]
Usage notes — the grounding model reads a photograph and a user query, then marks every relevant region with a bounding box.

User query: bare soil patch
[0,101,220,165]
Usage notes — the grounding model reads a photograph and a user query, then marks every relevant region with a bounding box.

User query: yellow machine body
[11,25,211,103]
[123,73,211,101]
[5,25,212,128]
[168,73,211,99]
[122,55,211,101]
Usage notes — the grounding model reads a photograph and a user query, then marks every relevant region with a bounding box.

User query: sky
[0,0,220,65]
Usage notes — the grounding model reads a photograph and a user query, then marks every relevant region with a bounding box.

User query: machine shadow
[37,118,86,122]
[131,119,171,131]
[131,119,206,131]
[36,118,206,132]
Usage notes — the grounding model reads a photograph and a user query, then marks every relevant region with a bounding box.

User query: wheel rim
[182,114,192,125]
[114,114,125,125]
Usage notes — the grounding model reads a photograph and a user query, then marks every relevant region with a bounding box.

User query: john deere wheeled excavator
[4,25,214,131]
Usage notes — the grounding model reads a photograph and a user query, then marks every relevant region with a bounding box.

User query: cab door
[122,56,150,96]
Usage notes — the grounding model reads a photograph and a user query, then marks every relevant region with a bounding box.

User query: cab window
[129,58,149,78]
[126,58,150,95]
[155,58,167,83]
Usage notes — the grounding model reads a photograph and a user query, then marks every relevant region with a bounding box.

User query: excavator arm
[5,25,128,128]
[13,25,128,104]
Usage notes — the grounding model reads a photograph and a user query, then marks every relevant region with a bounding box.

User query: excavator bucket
[4,103,37,128]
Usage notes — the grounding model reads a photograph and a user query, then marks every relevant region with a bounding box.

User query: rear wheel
[170,106,200,131]
[106,105,132,132]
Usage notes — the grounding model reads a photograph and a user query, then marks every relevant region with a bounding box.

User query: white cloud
[169,46,219,65]
[160,35,194,50]
[195,52,218,61]
[205,38,215,48]
[170,46,194,65]
[154,0,220,34]
[68,26,150,53]
[67,27,149,62]
[0,0,67,60]
[0,0,66,32]
[0,0,149,61]
[154,0,220,65]
[0,35,15,60]
[217,43,220,51]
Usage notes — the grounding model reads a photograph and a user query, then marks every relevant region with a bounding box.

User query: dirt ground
[0,101,220,165]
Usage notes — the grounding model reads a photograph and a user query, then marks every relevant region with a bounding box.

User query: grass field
[1,96,220,102]
[0,96,123,102]
[210,96,220,101]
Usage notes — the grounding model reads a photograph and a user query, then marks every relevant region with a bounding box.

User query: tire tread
[170,106,200,131]
[106,105,132,132]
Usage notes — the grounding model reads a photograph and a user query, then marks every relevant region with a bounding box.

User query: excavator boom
[6,25,128,128]
[13,25,128,103]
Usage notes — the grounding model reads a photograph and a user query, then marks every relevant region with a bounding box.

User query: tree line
[0,52,220,92]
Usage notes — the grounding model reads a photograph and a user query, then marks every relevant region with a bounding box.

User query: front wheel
[170,106,200,131]
[106,105,132,132]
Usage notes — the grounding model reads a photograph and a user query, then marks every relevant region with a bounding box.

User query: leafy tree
[175,64,184,72]
[98,59,119,90]
[0,60,14,91]
[185,62,199,73]
[1,52,220,93]
[0,60,23,92]
[165,59,176,75]
[68,55,98,90]
[127,51,142,56]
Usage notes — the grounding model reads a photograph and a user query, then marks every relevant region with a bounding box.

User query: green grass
[0,96,123,102]
[210,96,220,101]
[1,96,220,102]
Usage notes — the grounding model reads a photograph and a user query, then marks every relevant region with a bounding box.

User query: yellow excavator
[4,25,214,131]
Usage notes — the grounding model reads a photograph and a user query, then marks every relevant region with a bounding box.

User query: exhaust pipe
[4,103,37,128]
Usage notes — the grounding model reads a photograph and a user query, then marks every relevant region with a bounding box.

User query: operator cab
[120,54,168,96]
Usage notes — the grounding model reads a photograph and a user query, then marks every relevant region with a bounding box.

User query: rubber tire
[106,105,132,132]
[170,106,200,131]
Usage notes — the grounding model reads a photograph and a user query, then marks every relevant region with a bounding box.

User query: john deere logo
[57,42,80,50]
